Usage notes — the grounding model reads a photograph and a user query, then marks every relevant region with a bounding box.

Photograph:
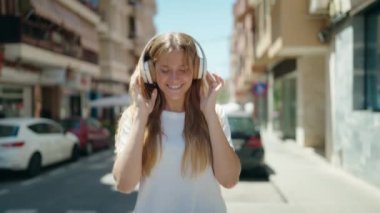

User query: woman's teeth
[168,85,181,89]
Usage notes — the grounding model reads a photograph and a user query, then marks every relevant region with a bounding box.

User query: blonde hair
[115,32,212,177]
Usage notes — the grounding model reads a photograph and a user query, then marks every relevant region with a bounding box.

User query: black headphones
[140,33,207,84]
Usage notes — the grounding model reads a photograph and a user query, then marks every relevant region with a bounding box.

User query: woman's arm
[113,87,157,193]
[205,110,241,188]
[201,73,241,188]
[112,110,148,193]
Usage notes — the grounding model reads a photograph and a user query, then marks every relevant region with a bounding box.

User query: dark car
[60,117,111,155]
[226,111,265,171]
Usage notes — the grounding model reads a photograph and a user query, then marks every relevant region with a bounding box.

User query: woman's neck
[164,100,185,112]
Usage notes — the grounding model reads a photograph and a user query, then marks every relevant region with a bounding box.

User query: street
[0,149,282,213]
[0,150,134,213]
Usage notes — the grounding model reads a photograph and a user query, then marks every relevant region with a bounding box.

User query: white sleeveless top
[116,106,233,213]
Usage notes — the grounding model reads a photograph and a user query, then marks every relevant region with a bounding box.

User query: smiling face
[154,49,193,111]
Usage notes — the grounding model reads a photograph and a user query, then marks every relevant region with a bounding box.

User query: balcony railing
[0,16,98,64]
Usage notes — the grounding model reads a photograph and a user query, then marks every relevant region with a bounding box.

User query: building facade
[231,0,328,147]
[0,0,156,120]
[231,0,380,189]
[326,0,380,188]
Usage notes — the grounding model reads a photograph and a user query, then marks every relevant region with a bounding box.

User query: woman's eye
[160,69,169,73]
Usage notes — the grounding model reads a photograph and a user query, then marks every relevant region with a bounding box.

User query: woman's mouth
[167,84,182,90]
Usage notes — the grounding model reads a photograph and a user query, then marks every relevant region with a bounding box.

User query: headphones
[140,33,207,84]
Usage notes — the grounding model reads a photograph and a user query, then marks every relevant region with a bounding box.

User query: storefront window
[364,4,380,111]
[0,86,24,118]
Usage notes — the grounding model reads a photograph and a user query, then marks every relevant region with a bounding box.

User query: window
[352,16,366,109]
[363,3,380,111]
[0,125,19,137]
[86,118,101,129]
[128,16,136,39]
[354,3,380,110]
[29,123,47,134]
[128,0,139,6]
[227,116,257,135]
[47,122,63,134]
[29,122,62,134]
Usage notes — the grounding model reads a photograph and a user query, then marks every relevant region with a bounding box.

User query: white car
[0,118,80,177]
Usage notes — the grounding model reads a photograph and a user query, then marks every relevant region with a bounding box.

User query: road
[0,149,283,213]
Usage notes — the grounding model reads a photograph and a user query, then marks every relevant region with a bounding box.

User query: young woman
[113,32,241,212]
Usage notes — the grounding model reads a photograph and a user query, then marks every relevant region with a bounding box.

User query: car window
[227,116,256,134]
[0,124,19,137]
[28,122,62,134]
[61,119,80,129]
[47,122,63,134]
[29,123,47,134]
[87,118,101,129]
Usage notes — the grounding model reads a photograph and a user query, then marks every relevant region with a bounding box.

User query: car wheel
[71,145,80,162]
[26,153,41,177]
[85,142,93,155]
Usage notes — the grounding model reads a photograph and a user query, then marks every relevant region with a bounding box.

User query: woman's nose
[169,71,178,80]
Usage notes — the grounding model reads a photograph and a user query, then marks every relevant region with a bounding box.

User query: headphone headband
[139,33,207,84]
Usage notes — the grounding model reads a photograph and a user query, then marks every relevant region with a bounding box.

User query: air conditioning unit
[309,0,330,15]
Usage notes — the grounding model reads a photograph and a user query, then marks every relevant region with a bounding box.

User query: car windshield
[227,116,256,134]
[60,119,80,129]
[0,124,19,137]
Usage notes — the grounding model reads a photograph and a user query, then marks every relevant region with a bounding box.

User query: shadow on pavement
[0,170,26,182]
[239,164,275,181]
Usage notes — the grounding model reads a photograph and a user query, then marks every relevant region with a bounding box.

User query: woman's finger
[150,89,158,103]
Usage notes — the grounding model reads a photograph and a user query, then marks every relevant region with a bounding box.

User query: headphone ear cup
[143,61,153,84]
[197,58,205,79]
[147,61,155,83]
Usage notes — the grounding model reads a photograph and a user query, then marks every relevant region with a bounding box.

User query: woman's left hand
[200,72,224,116]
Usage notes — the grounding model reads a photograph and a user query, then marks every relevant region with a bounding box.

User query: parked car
[0,118,80,177]
[226,111,265,171]
[60,117,112,155]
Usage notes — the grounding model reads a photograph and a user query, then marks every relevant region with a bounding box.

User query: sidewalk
[255,129,380,213]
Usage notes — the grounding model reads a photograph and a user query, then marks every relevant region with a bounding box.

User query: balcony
[267,0,328,58]
[0,16,99,76]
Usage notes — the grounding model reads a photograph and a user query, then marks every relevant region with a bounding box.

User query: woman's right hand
[135,81,158,117]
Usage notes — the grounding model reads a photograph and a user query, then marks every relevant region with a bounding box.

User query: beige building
[232,0,380,189]
[96,0,156,95]
[0,0,156,120]
[231,0,328,150]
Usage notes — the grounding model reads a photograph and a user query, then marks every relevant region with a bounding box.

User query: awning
[89,94,130,108]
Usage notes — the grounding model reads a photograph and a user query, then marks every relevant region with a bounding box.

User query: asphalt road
[0,149,134,213]
[0,149,283,213]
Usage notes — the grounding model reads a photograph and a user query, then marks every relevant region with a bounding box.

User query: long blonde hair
[116,32,212,177]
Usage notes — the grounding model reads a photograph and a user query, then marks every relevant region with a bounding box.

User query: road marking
[66,210,97,213]
[0,189,9,196]
[4,209,38,213]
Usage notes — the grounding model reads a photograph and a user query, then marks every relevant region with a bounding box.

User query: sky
[154,0,235,79]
